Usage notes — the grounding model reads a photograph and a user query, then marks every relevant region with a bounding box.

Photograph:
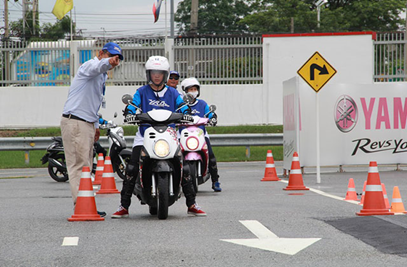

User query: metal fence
[173,36,263,84]
[1,33,406,86]
[0,36,262,87]
[374,32,407,82]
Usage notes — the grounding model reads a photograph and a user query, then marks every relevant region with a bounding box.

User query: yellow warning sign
[297,52,337,92]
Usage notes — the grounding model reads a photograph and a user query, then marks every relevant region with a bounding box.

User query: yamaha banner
[283,77,407,169]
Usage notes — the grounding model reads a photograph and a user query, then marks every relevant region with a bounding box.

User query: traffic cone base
[96,157,120,194]
[356,161,394,216]
[261,150,280,181]
[68,166,104,221]
[356,209,394,216]
[283,152,309,191]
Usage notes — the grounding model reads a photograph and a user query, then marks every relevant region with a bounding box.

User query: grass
[0,125,283,137]
[0,125,283,169]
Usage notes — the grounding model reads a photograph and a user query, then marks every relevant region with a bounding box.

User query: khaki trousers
[61,117,95,205]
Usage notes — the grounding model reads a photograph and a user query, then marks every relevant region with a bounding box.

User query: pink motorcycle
[179,116,210,193]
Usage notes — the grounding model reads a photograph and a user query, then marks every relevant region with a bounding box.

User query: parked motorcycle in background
[122,94,193,220]
[99,113,132,180]
[41,113,131,182]
[41,137,97,182]
[179,105,216,193]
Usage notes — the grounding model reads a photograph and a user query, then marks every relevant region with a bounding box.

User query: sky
[2,0,183,38]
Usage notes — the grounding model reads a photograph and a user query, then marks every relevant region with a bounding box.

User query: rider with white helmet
[145,55,170,88]
[111,56,206,218]
[181,77,222,192]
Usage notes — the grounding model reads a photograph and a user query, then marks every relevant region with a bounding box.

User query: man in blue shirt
[111,56,206,218]
[61,42,123,217]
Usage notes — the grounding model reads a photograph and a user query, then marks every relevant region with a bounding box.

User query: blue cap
[102,42,124,60]
[170,70,180,77]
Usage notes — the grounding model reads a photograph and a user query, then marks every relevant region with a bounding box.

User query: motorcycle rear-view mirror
[182,94,194,104]
[122,94,133,105]
[114,112,117,118]
[209,105,216,112]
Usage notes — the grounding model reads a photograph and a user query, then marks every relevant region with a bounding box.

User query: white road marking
[220,220,321,255]
[279,179,360,205]
[62,237,79,246]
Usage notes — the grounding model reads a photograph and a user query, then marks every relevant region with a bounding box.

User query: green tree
[175,0,256,35]
[9,10,40,40]
[40,16,73,41]
[240,0,406,34]
[9,11,73,41]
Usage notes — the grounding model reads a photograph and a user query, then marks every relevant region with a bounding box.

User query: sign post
[297,52,337,183]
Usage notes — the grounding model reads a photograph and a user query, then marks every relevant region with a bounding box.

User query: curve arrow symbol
[310,64,329,80]
[220,220,321,255]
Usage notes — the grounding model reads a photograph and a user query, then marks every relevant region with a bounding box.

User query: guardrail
[0,134,283,151]
[0,134,283,163]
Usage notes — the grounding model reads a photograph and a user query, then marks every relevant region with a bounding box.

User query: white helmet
[145,56,170,87]
[181,77,201,98]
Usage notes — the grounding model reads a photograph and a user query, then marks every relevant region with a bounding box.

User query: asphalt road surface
[1,162,407,267]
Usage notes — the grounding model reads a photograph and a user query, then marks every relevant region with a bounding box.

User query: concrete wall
[0,84,265,128]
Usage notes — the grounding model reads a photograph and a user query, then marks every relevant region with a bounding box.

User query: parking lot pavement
[1,163,407,266]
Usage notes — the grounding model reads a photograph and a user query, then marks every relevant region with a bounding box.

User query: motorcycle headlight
[186,136,199,150]
[154,139,170,158]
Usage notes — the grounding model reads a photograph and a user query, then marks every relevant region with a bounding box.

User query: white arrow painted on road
[220,220,321,255]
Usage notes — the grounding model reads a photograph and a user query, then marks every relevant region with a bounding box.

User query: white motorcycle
[122,94,193,220]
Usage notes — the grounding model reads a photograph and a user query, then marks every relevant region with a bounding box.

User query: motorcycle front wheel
[189,161,198,193]
[157,172,169,220]
[48,154,68,182]
[115,154,132,180]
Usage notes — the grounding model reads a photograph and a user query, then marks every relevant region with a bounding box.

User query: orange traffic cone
[356,161,393,216]
[283,152,309,191]
[344,178,359,201]
[96,156,120,194]
[261,150,280,181]
[92,153,105,185]
[390,186,407,214]
[68,166,104,221]
[358,180,367,205]
[381,183,390,210]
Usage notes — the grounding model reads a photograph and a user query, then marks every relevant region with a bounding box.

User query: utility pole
[190,0,198,36]
[32,0,38,35]
[21,0,36,38]
[22,0,26,38]
[4,0,10,83]
[405,2,407,81]
[170,0,174,38]
[4,0,9,38]
[188,0,199,76]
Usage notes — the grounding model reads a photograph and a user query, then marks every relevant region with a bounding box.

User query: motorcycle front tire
[48,154,69,182]
[115,154,131,180]
[189,161,198,193]
[157,172,169,220]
